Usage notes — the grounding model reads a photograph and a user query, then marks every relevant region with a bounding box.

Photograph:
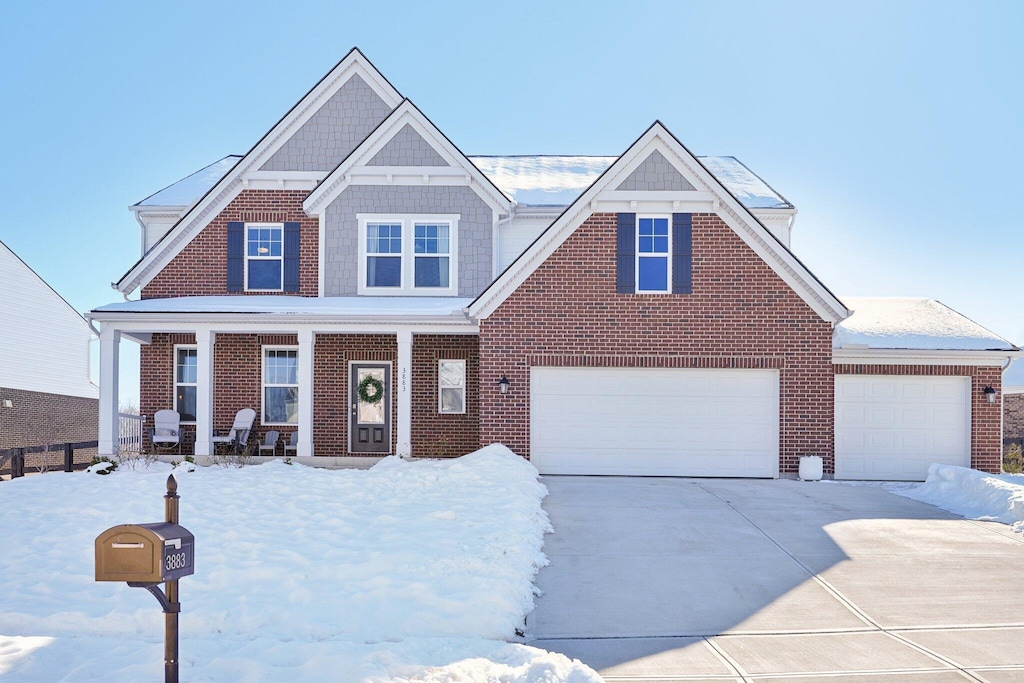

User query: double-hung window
[246,224,284,291]
[174,346,197,423]
[358,215,458,295]
[263,348,298,425]
[636,216,671,293]
[438,359,466,414]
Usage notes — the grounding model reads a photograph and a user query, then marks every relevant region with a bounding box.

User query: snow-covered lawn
[0,446,601,682]
[887,464,1024,533]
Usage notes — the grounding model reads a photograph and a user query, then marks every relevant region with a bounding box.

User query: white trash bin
[799,455,823,481]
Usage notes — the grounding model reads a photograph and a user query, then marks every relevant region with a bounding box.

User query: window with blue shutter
[616,213,693,295]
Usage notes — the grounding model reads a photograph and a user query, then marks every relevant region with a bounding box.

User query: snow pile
[893,464,1024,533]
[697,156,792,209]
[834,297,1016,351]
[135,155,241,207]
[0,445,601,682]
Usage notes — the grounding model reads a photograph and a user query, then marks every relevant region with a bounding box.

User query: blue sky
[1,1,1021,404]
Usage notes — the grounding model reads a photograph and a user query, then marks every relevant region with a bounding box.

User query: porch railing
[118,413,146,455]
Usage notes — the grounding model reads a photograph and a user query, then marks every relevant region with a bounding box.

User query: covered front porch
[88,297,478,459]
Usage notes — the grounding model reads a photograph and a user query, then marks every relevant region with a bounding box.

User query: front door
[350,363,391,453]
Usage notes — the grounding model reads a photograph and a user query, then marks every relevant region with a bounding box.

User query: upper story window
[636,216,670,293]
[246,224,284,291]
[616,213,692,295]
[358,214,459,296]
[227,221,300,294]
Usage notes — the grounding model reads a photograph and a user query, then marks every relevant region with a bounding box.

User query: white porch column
[97,327,120,456]
[193,329,215,456]
[297,328,315,457]
[397,329,413,457]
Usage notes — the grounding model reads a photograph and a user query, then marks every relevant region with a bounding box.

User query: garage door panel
[531,367,779,477]
[835,375,970,481]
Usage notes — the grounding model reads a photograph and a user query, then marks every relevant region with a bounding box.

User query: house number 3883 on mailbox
[95,475,193,683]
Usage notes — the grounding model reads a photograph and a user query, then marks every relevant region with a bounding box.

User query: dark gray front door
[350,363,390,453]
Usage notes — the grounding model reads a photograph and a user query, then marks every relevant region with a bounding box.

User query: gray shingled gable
[616,150,695,191]
[260,74,393,172]
[367,123,449,167]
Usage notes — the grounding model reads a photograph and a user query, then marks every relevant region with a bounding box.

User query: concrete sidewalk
[529,477,1024,682]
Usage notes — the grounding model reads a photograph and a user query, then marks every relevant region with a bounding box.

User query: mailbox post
[95,475,193,683]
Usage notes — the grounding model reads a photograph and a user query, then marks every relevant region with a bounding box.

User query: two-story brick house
[89,48,1019,480]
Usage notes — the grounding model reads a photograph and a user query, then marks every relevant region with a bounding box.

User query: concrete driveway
[529,477,1024,682]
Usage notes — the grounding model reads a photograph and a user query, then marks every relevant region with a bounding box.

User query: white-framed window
[438,359,466,414]
[246,223,284,291]
[263,347,298,425]
[174,345,197,423]
[636,216,671,294]
[357,214,459,295]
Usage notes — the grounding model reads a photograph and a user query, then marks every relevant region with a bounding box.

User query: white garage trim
[530,367,780,478]
[834,375,971,481]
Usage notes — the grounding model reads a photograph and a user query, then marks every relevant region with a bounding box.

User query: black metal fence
[0,441,99,478]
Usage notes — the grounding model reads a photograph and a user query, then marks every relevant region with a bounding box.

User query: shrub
[1004,443,1023,474]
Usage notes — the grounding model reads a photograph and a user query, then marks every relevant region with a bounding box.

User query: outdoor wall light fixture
[497,375,511,395]
[1,399,11,408]
[983,386,997,404]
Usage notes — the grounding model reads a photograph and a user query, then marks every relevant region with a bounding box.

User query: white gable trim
[115,49,402,295]
[468,123,849,323]
[303,100,511,216]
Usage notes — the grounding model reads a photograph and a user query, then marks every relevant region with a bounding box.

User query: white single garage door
[835,375,970,481]
[530,367,779,477]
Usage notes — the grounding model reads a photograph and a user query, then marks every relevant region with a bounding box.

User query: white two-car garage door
[835,375,971,481]
[530,367,779,477]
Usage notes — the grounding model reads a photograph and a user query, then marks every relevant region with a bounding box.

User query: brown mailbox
[95,522,194,584]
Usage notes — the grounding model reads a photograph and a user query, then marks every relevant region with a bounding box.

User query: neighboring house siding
[260,74,393,172]
[0,244,97,399]
[616,150,695,191]
[141,191,318,299]
[834,364,1004,474]
[412,335,479,457]
[312,334,398,455]
[478,212,834,474]
[1006,394,1024,438]
[367,124,448,166]
[322,185,493,297]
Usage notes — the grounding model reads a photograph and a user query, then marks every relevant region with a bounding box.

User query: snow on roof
[133,155,242,207]
[91,295,473,318]
[834,297,1017,351]
[468,155,794,209]
[1005,359,1024,389]
[697,156,794,209]
[135,153,794,212]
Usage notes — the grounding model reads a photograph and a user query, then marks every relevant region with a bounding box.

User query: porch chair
[148,409,183,455]
[283,431,298,457]
[211,408,257,455]
[258,430,280,457]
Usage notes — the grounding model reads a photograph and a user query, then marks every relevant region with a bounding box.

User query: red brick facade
[478,212,835,474]
[412,335,479,457]
[834,364,1004,473]
[142,190,319,299]
[141,332,477,458]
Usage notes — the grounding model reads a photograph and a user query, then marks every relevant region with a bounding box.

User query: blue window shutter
[616,213,636,294]
[227,221,244,292]
[283,222,300,292]
[672,213,692,294]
